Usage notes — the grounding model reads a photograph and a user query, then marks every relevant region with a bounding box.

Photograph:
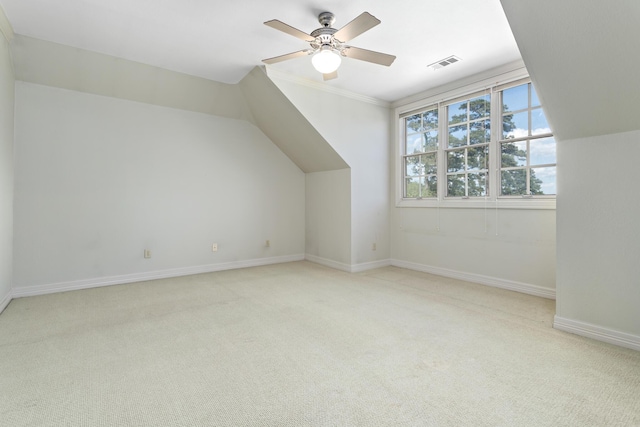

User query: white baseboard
[554,316,640,352]
[304,254,353,272]
[0,288,12,314]
[351,259,392,273]
[305,254,392,273]
[304,256,555,300]
[390,259,556,300]
[11,254,305,298]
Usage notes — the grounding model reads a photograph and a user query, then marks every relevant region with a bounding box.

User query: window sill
[396,197,556,210]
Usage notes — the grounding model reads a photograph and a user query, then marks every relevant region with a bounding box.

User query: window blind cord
[495,168,500,236]
[437,102,441,233]
[484,88,489,234]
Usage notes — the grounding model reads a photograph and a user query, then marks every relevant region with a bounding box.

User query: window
[403,107,438,198]
[446,93,490,197]
[399,77,556,207]
[500,82,556,196]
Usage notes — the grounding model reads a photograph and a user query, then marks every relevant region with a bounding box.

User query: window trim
[395,69,556,210]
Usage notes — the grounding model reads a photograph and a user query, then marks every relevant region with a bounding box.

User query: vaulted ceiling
[0,0,522,103]
[501,0,640,141]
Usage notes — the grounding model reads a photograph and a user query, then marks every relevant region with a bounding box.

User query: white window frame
[443,90,492,198]
[395,68,556,210]
[497,79,556,199]
[402,105,439,199]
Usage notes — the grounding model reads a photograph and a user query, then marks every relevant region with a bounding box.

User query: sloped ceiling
[239,67,348,173]
[500,0,640,141]
[10,35,252,122]
[10,35,348,174]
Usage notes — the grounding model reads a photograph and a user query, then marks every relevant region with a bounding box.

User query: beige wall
[0,17,14,310]
[13,82,305,291]
[270,75,391,270]
[556,131,640,343]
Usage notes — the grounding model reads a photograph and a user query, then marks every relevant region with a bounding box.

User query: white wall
[391,207,556,297]
[0,25,14,310]
[305,169,351,268]
[555,131,640,342]
[269,75,391,269]
[13,82,305,291]
[388,64,557,297]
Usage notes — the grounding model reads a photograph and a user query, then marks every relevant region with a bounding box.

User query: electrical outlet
[266,240,270,248]
[372,243,377,251]
[144,249,151,259]
[212,243,218,252]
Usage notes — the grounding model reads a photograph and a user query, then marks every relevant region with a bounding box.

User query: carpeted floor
[1,261,639,426]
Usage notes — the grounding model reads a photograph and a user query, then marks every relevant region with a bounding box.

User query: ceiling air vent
[428,55,461,70]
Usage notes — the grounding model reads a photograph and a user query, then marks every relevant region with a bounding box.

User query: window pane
[467,146,488,171]
[469,119,490,145]
[448,101,467,124]
[501,169,526,195]
[531,108,550,135]
[469,95,490,120]
[424,131,438,151]
[502,112,516,139]
[405,155,422,177]
[425,176,437,197]
[503,110,528,139]
[447,150,465,173]
[501,141,527,167]
[406,134,423,154]
[406,114,422,133]
[405,176,438,198]
[502,84,528,113]
[448,125,467,148]
[531,166,556,195]
[405,114,422,134]
[423,109,438,130]
[530,137,556,166]
[531,85,540,107]
[423,153,437,174]
[447,175,465,197]
[468,173,487,196]
[405,177,420,198]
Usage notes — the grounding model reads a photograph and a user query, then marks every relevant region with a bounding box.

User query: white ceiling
[0,0,522,102]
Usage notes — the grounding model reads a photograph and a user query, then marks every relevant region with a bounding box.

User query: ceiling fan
[262,11,396,81]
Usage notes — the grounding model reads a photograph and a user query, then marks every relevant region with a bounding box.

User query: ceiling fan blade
[264,20,314,41]
[323,71,338,81]
[333,12,380,42]
[343,46,396,66]
[262,50,309,64]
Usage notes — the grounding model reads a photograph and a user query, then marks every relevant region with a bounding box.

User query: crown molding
[265,66,391,108]
[391,59,528,110]
[0,4,14,42]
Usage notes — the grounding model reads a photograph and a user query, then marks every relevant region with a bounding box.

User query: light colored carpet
[1,261,639,426]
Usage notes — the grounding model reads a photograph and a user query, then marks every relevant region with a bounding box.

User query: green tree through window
[401,79,556,201]
[446,95,490,197]
[500,82,555,196]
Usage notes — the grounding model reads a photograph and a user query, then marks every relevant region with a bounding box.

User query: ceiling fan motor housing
[310,18,343,54]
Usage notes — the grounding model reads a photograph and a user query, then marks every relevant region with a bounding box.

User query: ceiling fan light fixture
[311,46,342,74]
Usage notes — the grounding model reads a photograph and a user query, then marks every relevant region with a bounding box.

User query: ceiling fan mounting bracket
[317,12,335,28]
